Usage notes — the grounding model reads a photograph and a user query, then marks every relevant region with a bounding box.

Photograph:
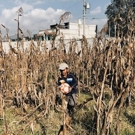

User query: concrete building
[37,20,97,40]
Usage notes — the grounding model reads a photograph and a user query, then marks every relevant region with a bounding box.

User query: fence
[1,38,95,53]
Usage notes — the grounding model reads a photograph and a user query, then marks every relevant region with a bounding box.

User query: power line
[85,17,107,20]
[72,11,82,16]
[62,0,84,24]
[64,0,82,11]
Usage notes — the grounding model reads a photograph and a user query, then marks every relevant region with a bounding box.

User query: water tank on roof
[78,19,82,25]
[86,3,90,9]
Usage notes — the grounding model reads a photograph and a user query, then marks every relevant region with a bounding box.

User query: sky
[0,0,111,37]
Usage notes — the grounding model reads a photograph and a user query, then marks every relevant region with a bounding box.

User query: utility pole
[108,21,110,38]
[83,0,86,36]
[115,24,116,38]
[83,0,90,37]
[17,12,19,48]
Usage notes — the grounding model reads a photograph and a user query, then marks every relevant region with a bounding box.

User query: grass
[0,91,135,135]
[120,106,135,135]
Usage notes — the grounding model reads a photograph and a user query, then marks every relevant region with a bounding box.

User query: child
[57,63,78,116]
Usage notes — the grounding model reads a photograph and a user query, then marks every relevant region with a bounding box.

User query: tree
[105,0,135,37]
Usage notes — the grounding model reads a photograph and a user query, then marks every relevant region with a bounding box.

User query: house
[37,20,97,41]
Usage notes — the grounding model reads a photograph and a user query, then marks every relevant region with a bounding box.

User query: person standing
[57,63,78,116]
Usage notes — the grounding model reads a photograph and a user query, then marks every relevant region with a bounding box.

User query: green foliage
[105,0,135,37]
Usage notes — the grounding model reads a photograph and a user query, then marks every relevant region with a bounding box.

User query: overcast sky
[0,0,111,36]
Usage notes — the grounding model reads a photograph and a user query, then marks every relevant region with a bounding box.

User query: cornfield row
[0,18,135,134]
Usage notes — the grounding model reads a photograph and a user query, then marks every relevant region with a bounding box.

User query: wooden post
[62,95,67,135]
[0,93,4,119]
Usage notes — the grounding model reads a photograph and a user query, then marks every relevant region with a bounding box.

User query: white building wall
[39,22,97,40]
[58,23,96,39]
[85,25,96,38]
[60,29,79,39]
[69,23,78,29]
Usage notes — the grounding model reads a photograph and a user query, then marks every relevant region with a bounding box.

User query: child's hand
[60,80,65,84]
[68,86,72,93]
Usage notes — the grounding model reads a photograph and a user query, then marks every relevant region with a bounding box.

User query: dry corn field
[0,21,135,135]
